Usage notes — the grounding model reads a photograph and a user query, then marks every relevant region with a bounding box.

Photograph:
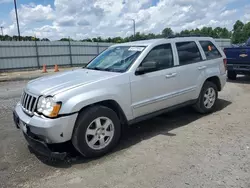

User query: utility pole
[130,19,135,37]
[127,19,135,37]
[14,0,21,41]
[0,26,3,36]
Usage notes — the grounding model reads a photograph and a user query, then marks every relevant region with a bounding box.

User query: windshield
[86,46,145,72]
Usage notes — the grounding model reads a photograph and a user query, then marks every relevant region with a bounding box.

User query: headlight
[37,96,61,117]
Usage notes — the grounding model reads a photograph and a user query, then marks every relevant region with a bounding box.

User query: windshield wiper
[86,67,106,71]
[87,66,123,73]
[103,67,124,72]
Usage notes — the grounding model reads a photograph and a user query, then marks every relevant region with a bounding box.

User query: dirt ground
[0,77,250,188]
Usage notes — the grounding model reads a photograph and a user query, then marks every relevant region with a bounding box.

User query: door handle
[198,66,207,70]
[165,73,177,78]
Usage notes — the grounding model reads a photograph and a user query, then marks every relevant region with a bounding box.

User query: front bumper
[14,103,78,144]
[24,130,67,160]
[13,111,67,159]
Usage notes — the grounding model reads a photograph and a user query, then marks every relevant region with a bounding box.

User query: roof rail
[167,34,208,38]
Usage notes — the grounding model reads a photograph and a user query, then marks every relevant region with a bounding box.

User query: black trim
[35,111,78,119]
[128,100,197,125]
[57,111,78,118]
[168,34,207,38]
[23,132,67,160]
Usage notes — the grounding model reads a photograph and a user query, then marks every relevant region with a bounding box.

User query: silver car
[13,37,227,159]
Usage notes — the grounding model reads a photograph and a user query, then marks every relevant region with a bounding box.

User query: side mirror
[135,61,157,75]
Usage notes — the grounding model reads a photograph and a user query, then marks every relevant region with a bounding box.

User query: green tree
[220,28,231,38]
[232,20,245,44]
[41,38,50,41]
[59,38,72,41]
[242,22,250,40]
[233,20,244,31]
[81,38,92,42]
[213,27,222,38]
[180,30,191,35]
[111,37,123,43]
[106,37,112,43]
[200,27,214,37]
[162,27,173,37]
[146,33,156,39]
[96,36,103,42]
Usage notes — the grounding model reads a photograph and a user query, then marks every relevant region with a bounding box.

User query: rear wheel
[227,71,237,80]
[193,81,218,114]
[72,106,121,158]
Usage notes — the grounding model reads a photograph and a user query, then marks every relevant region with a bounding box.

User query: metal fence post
[97,42,99,55]
[34,40,40,69]
[68,39,73,67]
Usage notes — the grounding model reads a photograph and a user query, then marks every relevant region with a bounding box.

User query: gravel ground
[0,78,250,188]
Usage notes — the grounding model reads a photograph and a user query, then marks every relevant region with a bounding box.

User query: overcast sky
[0,0,250,40]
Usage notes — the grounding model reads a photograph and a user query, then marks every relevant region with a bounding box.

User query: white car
[13,37,227,159]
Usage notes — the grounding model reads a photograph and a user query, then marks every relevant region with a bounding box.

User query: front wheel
[193,81,218,114]
[72,106,121,158]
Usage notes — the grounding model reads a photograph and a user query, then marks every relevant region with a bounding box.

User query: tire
[227,71,237,80]
[193,81,218,114]
[72,105,121,158]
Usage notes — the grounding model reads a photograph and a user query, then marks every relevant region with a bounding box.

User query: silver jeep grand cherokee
[13,37,227,159]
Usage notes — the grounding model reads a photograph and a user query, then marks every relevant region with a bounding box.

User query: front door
[130,43,179,118]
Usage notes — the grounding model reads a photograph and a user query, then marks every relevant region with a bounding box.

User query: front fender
[58,88,133,121]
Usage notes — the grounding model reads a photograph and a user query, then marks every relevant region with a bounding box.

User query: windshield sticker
[128,47,145,51]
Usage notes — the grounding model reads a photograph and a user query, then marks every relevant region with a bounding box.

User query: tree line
[0,20,249,44]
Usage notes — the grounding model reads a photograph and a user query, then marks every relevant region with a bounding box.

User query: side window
[176,41,202,65]
[199,41,222,60]
[141,44,173,71]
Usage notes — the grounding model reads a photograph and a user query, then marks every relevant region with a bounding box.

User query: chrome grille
[20,91,38,115]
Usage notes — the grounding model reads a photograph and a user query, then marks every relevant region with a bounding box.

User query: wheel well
[205,76,221,91]
[78,100,128,125]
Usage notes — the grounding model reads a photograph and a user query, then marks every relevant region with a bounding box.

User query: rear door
[198,40,225,75]
[173,41,204,104]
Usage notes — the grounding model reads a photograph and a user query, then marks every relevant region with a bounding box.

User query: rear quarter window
[176,41,202,65]
[199,41,222,60]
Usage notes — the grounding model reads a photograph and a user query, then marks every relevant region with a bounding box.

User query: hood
[26,68,119,96]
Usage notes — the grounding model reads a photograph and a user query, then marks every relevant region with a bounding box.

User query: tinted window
[141,44,173,71]
[176,42,202,65]
[199,41,222,60]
